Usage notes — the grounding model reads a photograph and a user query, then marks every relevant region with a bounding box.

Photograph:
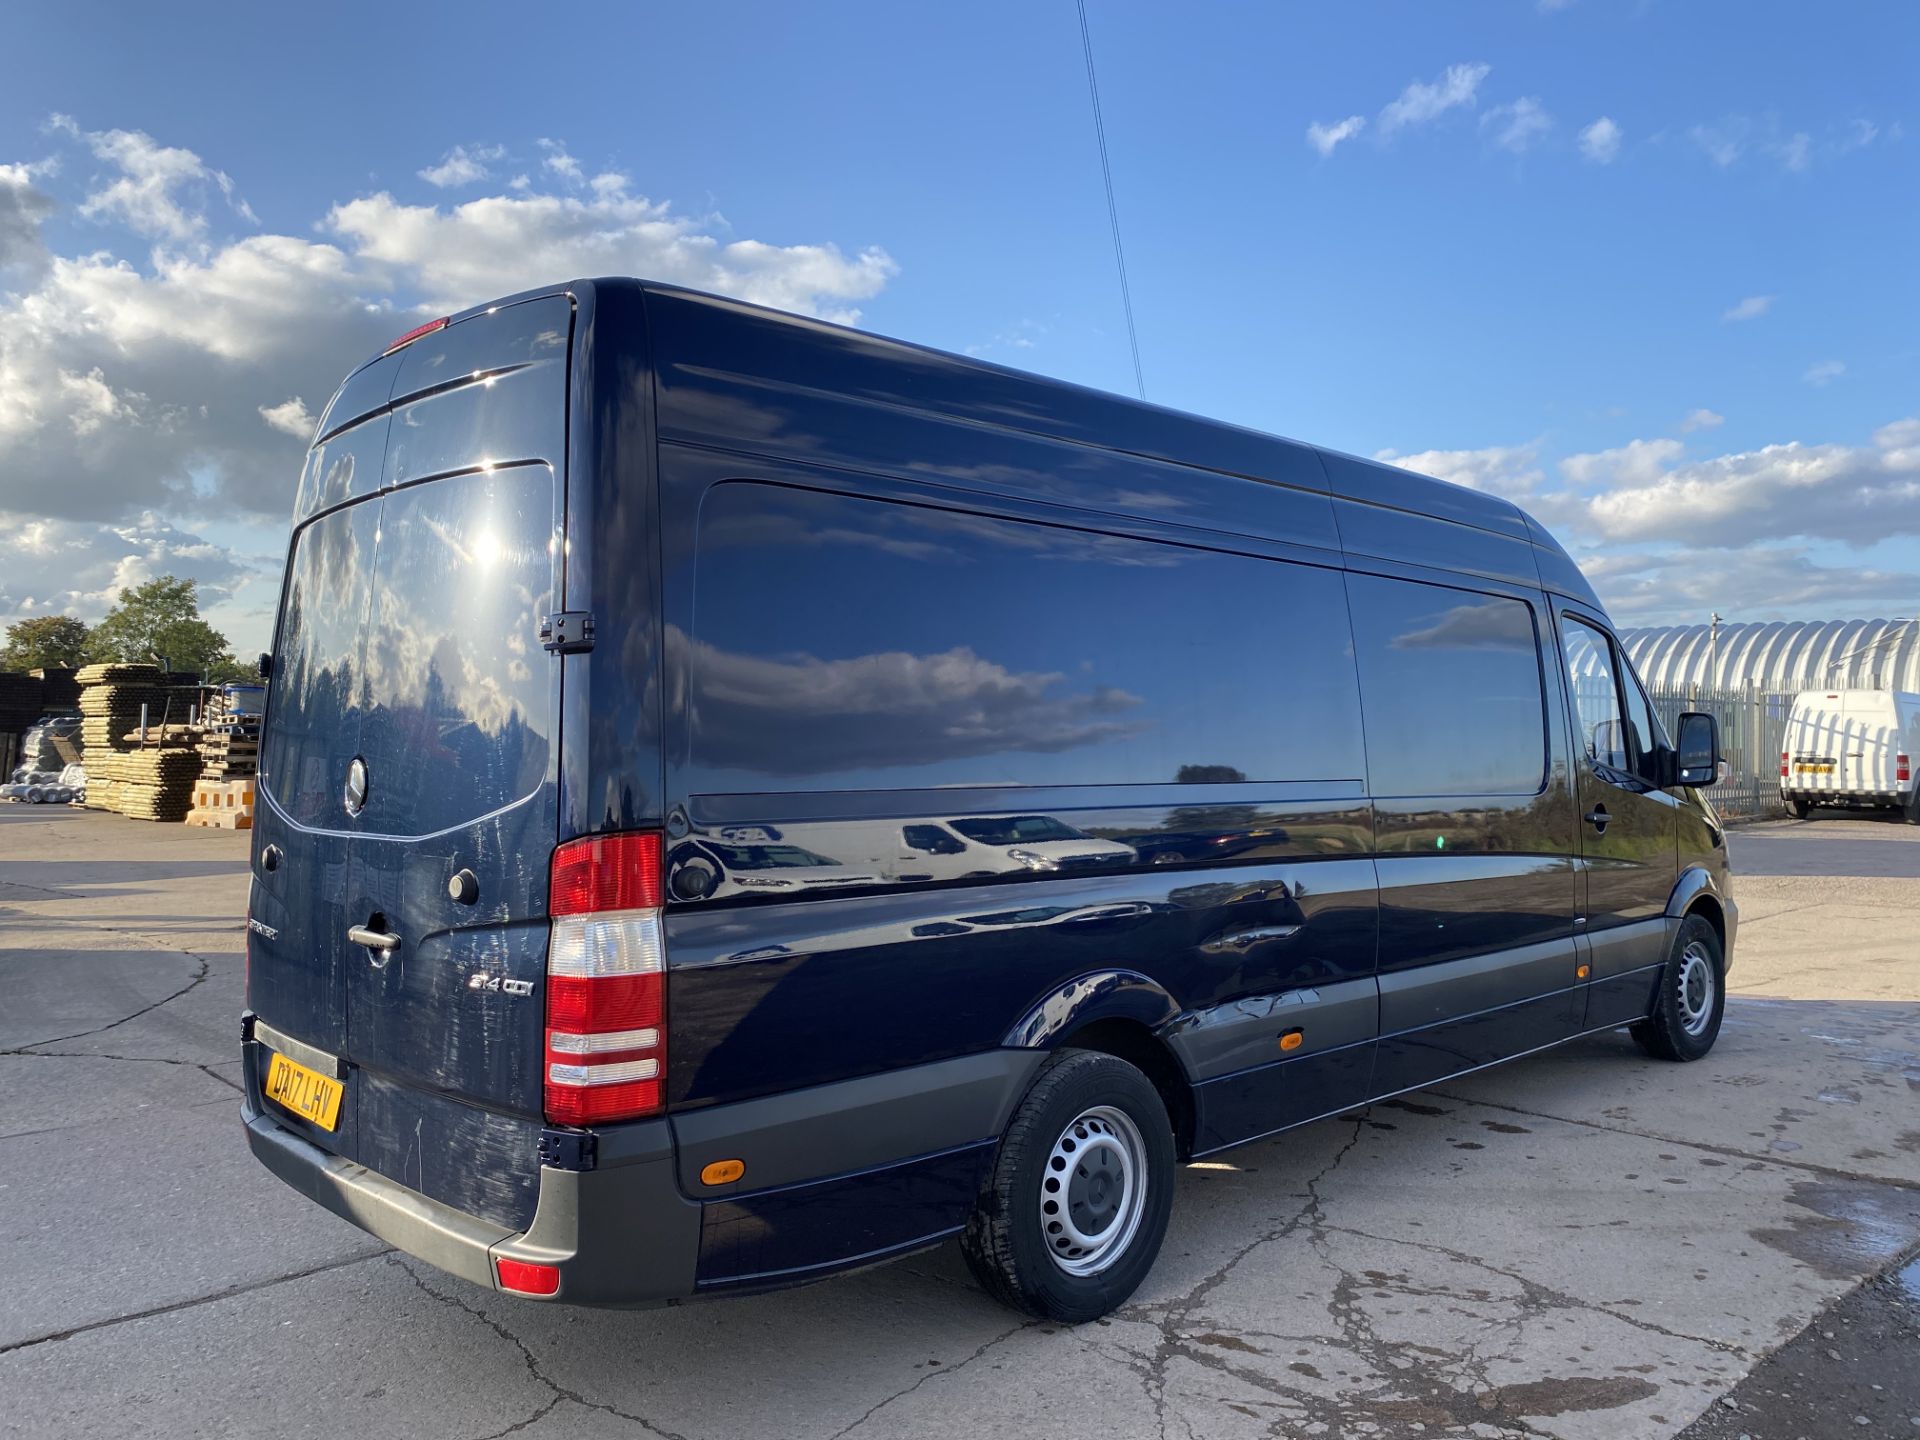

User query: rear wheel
[1903,790,1920,826]
[1786,796,1810,819]
[962,1049,1175,1323]
[1631,915,1725,1062]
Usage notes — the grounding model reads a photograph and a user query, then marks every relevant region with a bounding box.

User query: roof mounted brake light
[383,316,449,355]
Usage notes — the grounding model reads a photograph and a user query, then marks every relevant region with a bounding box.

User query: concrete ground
[1,807,1916,1440]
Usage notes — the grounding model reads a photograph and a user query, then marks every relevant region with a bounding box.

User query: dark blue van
[242,281,1737,1322]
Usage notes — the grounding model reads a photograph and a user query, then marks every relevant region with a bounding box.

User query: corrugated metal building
[1620,619,1920,694]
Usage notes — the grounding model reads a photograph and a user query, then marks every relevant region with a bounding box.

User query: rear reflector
[545,833,666,1126]
[383,316,449,355]
[494,1257,560,1296]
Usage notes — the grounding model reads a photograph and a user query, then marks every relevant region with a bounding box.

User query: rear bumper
[243,1100,702,1305]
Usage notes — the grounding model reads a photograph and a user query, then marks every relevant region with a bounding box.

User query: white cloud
[1578,116,1622,164]
[1559,438,1687,490]
[1306,115,1366,157]
[1377,63,1491,137]
[1543,419,1919,547]
[0,120,901,656]
[1374,443,1544,499]
[0,160,56,273]
[538,139,583,184]
[328,189,896,322]
[418,144,505,188]
[1583,544,1920,626]
[1679,408,1724,433]
[1802,358,1846,387]
[1722,293,1773,322]
[1840,118,1880,153]
[59,118,250,241]
[1773,131,1812,173]
[0,510,275,635]
[1690,119,1748,168]
[1482,97,1552,155]
[258,397,315,438]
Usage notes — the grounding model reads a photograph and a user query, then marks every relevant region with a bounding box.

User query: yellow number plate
[1795,763,1834,775]
[264,1052,344,1131]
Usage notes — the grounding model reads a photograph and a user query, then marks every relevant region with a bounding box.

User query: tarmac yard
[1,808,1916,1440]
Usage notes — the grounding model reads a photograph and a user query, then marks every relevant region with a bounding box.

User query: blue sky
[2,1,1915,652]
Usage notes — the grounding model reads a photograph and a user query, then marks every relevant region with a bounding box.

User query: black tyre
[1903,790,1920,827]
[962,1049,1175,1323]
[1786,796,1810,819]
[1631,914,1725,1062]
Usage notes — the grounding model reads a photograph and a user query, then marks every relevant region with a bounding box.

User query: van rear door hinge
[539,611,595,654]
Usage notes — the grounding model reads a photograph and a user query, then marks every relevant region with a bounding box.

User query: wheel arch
[1003,970,1196,1159]
[1667,865,1728,950]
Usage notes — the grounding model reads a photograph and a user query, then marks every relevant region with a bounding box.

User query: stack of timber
[184,777,254,829]
[76,664,166,754]
[109,747,204,822]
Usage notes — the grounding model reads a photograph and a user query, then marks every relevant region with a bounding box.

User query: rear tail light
[1899,753,1911,783]
[544,833,665,1126]
[1780,751,1789,778]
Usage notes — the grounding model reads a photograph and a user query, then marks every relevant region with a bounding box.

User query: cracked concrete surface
[1,806,1916,1439]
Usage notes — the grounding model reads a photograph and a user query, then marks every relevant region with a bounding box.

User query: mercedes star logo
[344,756,369,817]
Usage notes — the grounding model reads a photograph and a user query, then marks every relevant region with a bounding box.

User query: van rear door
[253,295,571,1229]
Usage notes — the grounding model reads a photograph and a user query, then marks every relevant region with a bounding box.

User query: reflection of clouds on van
[903,814,1137,877]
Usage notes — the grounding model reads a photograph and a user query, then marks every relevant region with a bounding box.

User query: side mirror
[257,652,273,680]
[1674,711,1719,787]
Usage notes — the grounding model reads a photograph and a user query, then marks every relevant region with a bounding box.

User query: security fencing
[1645,684,1793,820]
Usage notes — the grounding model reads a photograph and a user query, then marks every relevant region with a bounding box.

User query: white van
[1780,688,1920,822]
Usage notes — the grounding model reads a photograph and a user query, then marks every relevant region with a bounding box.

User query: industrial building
[1621,618,1920,695]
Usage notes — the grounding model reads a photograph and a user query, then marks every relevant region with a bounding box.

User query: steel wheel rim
[1040,1104,1147,1277]
[1677,942,1716,1037]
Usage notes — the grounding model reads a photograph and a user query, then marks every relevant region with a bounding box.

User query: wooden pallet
[185,777,254,829]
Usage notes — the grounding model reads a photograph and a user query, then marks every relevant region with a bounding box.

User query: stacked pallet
[196,690,261,779]
[110,747,204,822]
[185,777,254,829]
[76,664,166,754]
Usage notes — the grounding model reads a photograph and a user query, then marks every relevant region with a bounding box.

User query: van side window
[1621,663,1661,781]
[1561,618,1629,771]
[686,483,1366,792]
[902,824,965,854]
[1345,574,1547,796]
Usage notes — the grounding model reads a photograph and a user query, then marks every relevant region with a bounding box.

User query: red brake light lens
[383,316,449,354]
[550,833,663,915]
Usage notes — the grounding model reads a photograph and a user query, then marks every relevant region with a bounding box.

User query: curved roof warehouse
[1620,618,1920,693]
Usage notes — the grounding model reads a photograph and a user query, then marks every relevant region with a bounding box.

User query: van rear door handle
[347,925,401,951]
[1584,806,1610,833]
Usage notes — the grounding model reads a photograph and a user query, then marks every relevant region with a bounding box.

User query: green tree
[0,615,91,670]
[85,576,246,681]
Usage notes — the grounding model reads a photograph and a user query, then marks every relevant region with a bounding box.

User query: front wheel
[1631,915,1725,1061]
[962,1050,1175,1323]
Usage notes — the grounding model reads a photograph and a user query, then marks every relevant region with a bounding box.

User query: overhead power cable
[1076,0,1147,401]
